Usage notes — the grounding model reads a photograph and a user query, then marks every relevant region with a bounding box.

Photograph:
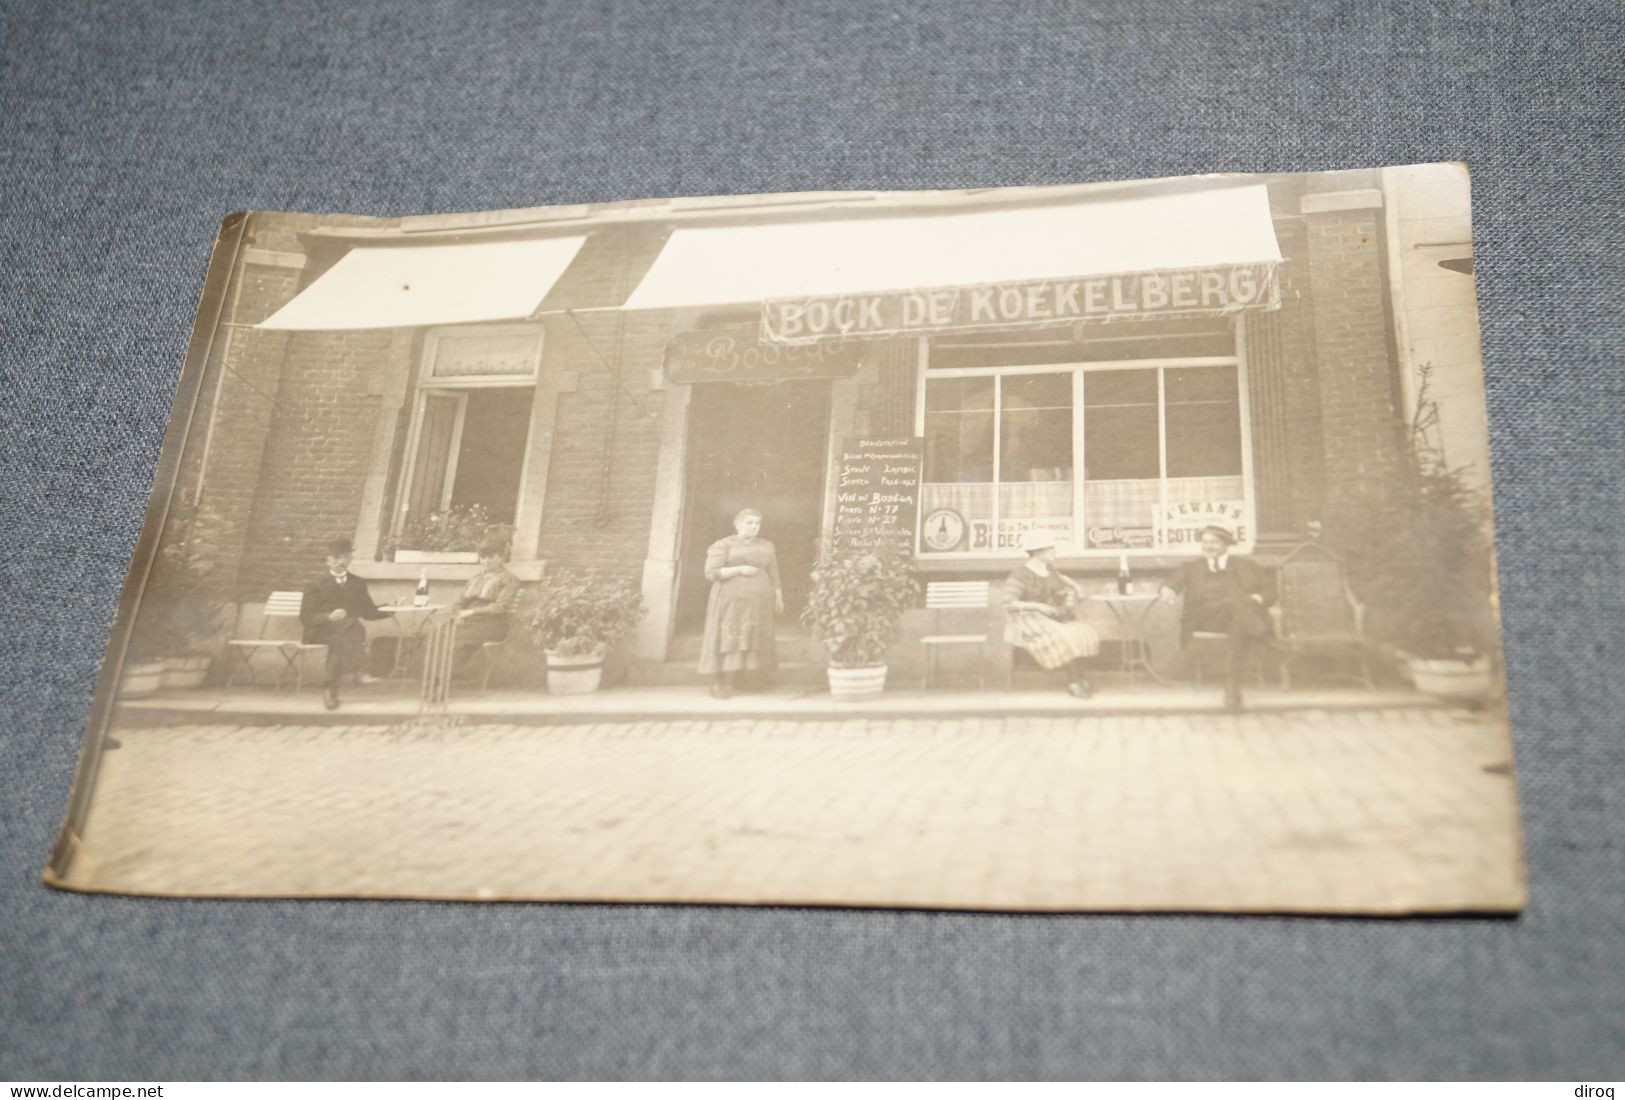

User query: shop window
[919,354,1250,557]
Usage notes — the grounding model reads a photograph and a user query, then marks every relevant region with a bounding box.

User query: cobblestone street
[62,707,1525,913]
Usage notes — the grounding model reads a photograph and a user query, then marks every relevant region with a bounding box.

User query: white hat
[1021,529,1058,553]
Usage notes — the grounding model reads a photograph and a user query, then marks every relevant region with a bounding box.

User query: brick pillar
[1301,189,1405,546]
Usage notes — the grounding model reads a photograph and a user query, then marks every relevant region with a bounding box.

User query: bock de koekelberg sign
[762,262,1280,344]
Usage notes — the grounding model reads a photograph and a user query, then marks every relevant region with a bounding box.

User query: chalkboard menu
[832,437,923,553]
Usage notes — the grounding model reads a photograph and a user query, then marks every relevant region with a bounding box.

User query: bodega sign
[761,263,1280,344]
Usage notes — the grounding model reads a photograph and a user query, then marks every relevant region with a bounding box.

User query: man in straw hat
[1159,524,1276,711]
[1003,529,1100,698]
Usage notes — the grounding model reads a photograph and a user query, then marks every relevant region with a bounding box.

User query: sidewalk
[67,705,1523,911]
[113,680,1452,726]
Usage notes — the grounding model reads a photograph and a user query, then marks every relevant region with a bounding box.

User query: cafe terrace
[165,166,1486,689]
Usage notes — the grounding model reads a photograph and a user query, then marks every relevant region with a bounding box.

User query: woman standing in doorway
[698,508,783,698]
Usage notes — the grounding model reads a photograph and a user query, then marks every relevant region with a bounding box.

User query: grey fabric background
[2,0,1621,1081]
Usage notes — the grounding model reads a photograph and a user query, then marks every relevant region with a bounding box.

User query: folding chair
[920,581,992,690]
[225,591,325,691]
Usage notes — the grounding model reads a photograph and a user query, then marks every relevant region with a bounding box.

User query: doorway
[675,380,832,635]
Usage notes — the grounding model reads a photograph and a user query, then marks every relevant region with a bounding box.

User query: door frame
[634,379,839,662]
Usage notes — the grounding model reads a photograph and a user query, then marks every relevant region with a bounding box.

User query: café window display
[390,326,542,554]
[918,330,1251,558]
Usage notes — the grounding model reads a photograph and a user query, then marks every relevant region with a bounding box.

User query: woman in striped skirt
[1004,529,1100,698]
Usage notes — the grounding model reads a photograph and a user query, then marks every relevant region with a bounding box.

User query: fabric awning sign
[257,236,588,331]
[620,184,1283,344]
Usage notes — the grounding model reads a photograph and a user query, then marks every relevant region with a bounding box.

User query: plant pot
[119,660,168,698]
[827,664,887,702]
[159,655,212,690]
[1406,654,1494,702]
[393,549,481,565]
[546,650,605,695]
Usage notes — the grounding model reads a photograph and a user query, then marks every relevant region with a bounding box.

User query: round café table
[1088,591,1168,685]
[376,603,447,678]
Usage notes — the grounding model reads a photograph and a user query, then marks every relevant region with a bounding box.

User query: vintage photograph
[45,164,1524,912]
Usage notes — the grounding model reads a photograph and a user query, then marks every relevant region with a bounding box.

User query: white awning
[620,185,1281,311]
[258,236,588,331]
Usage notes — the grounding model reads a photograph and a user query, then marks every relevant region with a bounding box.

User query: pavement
[55,704,1526,915]
[112,681,1455,725]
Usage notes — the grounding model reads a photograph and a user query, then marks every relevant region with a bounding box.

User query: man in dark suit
[300,537,392,710]
[1159,524,1276,712]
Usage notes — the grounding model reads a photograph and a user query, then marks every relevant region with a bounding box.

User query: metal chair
[224,591,325,691]
[1275,541,1373,689]
[920,581,992,690]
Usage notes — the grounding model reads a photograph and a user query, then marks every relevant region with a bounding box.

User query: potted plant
[385,504,508,564]
[126,500,231,693]
[1345,367,1499,702]
[800,533,919,701]
[523,569,646,694]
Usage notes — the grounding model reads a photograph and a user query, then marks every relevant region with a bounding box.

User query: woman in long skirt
[698,507,783,698]
[1004,529,1100,697]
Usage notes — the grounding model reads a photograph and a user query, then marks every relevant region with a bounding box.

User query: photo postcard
[44,164,1524,913]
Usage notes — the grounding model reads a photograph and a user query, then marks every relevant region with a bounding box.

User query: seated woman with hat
[1158,524,1276,711]
[1004,529,1100,698]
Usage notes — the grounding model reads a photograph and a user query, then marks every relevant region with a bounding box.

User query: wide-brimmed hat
[1199,524,1236,546]
[1021,529,1058,553]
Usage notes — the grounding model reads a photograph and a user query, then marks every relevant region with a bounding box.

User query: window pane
[1082,369,1159,549]
[1082,370,1158,480]
[1165,367,1241,477]
[1162,368,1245,546]
[998,372,1074,552]
[924,377,995,483]
[922,377,995,553]
[448,388,534,525]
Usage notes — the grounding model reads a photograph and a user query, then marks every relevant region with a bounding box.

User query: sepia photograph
[45,163,1523,913]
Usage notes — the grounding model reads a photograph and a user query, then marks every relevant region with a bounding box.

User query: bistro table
[1088,590,1167,685]
[376,603,447,678]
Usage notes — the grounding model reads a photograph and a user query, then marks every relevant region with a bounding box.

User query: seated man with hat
[1004,529,1101,698]
[299,537,393,710]
[1159,524,1276,711]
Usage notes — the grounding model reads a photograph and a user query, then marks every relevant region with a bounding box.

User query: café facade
[183,167,1468,682]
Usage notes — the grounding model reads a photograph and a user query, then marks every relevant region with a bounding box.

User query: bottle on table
[413,569,430,608]
[1117,554,1132,595]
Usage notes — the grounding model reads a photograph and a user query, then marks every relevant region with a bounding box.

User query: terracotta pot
[1406,655,1494,701]
[546,650,604,695]
[160,655,211,690]
[827,664,887,702]
[119,660,167,698]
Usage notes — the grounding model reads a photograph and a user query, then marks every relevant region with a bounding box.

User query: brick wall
[532,311,673,575]
[237,327,399,594]
[1303,205,1405,545]
[533,225,676,575]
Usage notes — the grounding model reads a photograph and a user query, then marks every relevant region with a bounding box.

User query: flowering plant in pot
[800,532,919,701]
[126,500,232,692]
[1344,368,1499,702]
[522,569,646,694]
[384,504,510,564]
